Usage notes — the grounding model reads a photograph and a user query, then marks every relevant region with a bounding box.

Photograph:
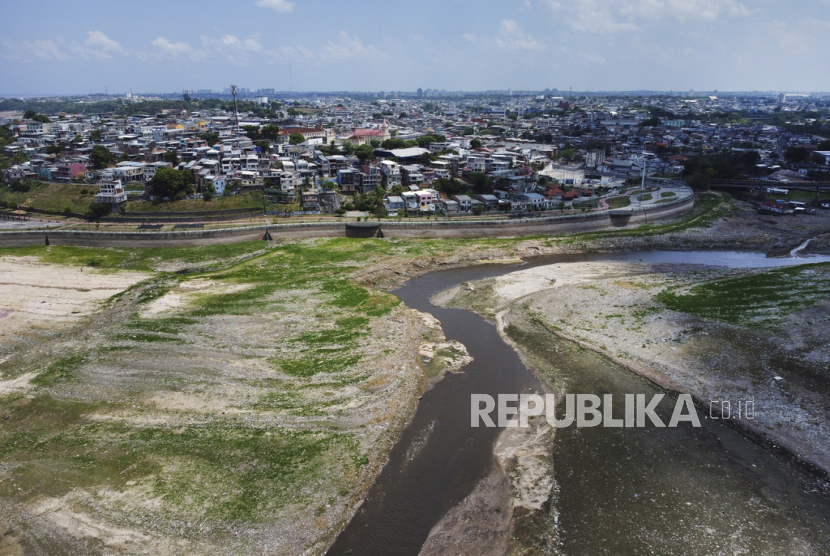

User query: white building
[94,180,127,212]
[467,155,486,172]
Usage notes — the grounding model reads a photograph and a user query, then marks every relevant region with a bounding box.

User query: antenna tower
[230,84,239,135]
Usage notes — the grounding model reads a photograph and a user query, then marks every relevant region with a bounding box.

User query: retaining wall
[0,196,693,248]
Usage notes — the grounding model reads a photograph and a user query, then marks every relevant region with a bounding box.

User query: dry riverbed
[433,255,830,553]
[1,192,828,555]
[0,240,475,555]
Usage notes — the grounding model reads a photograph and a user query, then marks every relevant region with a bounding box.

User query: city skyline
[2,0,830,96]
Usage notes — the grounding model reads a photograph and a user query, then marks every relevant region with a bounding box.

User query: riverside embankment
[0,195,693,247]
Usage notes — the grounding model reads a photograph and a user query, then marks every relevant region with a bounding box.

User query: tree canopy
[470,138,482,149]
[163,151,179,166]
[433,178,470,195]
[354,144,375,163]
[468,172,492,194]
[785,146,811,163]
[289,132,305,145]
[147,167,195,200]
[89,145,114,168]
[200,131,219,145]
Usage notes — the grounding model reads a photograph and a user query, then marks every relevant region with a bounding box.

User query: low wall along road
[0,196,693,248]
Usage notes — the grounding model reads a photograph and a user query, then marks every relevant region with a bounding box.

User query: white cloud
[581,52,607,64]
[85,31,122,53]
[220,34,262,52]
[495,19,545,51]
[254,0,294,13]
[319,32,388,61]
[766,19,830,56]
[151,37,207,61]
[70,31,124,61]
[0,38,70,62]
[544,0,753,33]
[462,33,477,43]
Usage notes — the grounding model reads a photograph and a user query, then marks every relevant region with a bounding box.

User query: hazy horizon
[2,0,829,96]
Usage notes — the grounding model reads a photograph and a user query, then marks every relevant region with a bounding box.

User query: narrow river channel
[326,251,830,556]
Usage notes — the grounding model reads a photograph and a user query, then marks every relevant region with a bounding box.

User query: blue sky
[2,0,829,96]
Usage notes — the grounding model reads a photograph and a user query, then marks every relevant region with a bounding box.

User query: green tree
[182,93,191,103]
[203,182,215,201]
[355,144,375,163]
[785,146,810,163]
[260,124,281,140]
[470,138,482,149]
[32,114,50,123]
[45,144,66,155]
[381,138,406,150]
[9,180,31,193]
[86,202,112,221]
[242,125,260,138]
[341,141,356,155]
[163,151,179,166]
[433,177,470,195]
[89,145,114,168]
[468,172,492,194]
[200,131,219,145]
[289,132,305,145]
[817,139,830,151]
[24,109,37,120]
[686,172,711,191]
[147,167,194,200]
[416,134,437,148]
[89,129,103,142]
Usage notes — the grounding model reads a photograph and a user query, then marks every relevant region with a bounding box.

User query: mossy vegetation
[657,263,830,329]
[30,354,86,387]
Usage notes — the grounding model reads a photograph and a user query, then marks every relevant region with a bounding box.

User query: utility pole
[230,84,239,136]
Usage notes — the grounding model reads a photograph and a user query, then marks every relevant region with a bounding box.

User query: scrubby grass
[125,191,264,213]
[766,189,821,204]
[661,191,677,198]
[657,263,830,329]
[0,181,95,213]
[606,196,632,209]
[0,242,269,272]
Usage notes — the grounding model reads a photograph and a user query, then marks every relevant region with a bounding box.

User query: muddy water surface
[327,252,830,555]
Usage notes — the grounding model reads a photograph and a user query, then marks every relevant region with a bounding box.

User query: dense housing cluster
[2,90,829,217]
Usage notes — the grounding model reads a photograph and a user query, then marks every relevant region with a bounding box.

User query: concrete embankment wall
[0,196,693,248]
